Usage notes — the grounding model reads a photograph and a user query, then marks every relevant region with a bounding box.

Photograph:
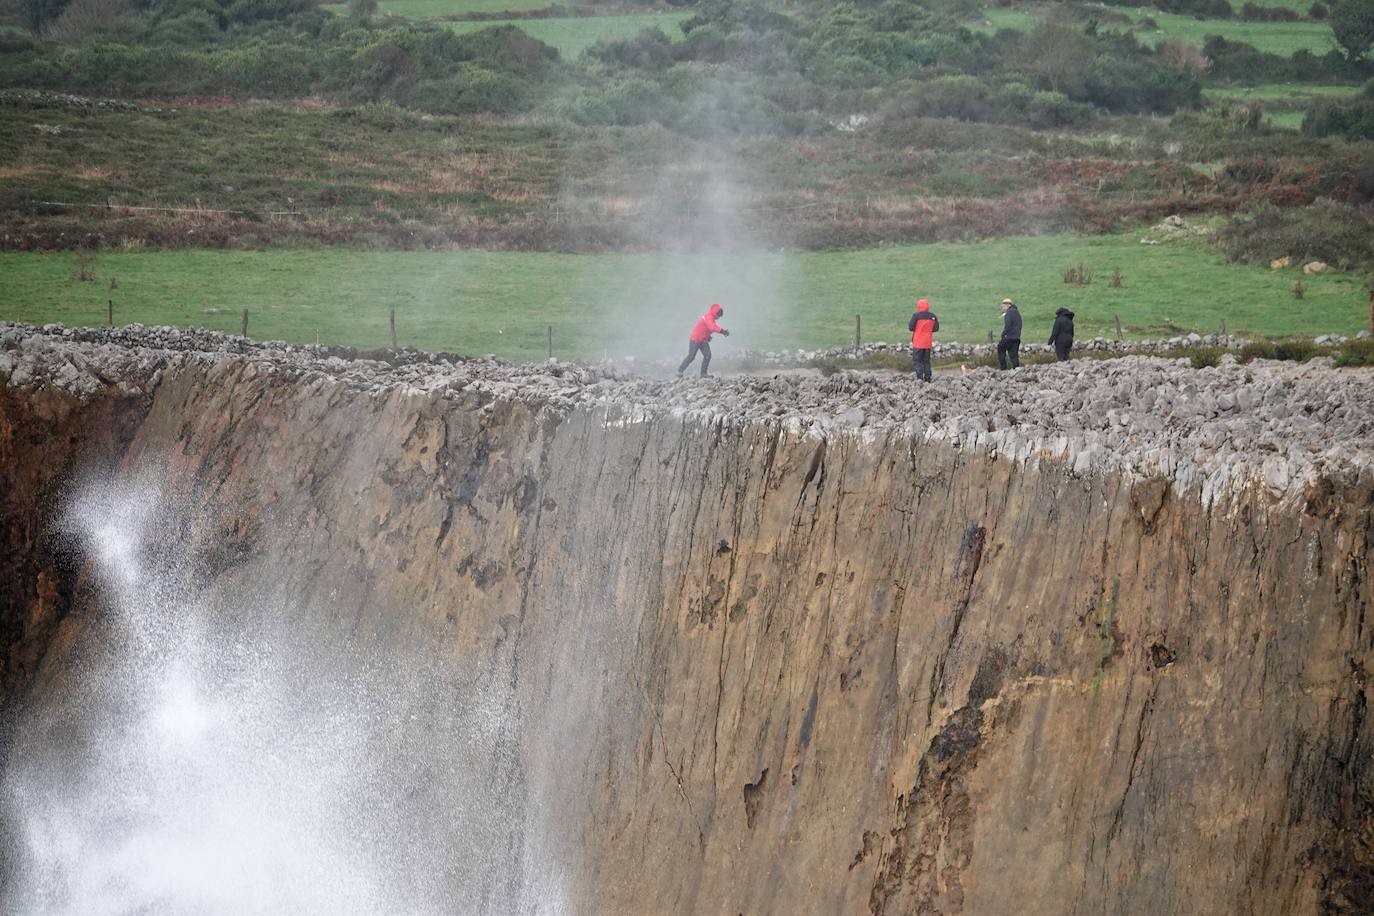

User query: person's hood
[1056,308,1074,318]
[707,303,723,319]
[917,299,930,312]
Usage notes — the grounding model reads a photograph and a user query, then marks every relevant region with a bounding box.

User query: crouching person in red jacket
[908,298,938,382]
[678,303,729,377]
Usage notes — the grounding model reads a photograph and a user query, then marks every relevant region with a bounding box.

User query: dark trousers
[1054,340,1072,362]
[911,347,932,381]
[678,340,712,376]
[997,338,1020,370]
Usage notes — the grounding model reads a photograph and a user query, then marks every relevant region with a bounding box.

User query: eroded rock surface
[2,323,1373,913]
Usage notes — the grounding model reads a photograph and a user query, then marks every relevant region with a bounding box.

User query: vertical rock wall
[2,347,1372,913]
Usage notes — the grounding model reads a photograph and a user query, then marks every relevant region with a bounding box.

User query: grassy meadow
[437,13,689,56]
[2,233,1367,361]
[321,0,553,16]
[980,7,1339,55]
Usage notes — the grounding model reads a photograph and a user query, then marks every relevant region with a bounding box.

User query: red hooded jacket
[690,304,725,344]
[909,299,939,348]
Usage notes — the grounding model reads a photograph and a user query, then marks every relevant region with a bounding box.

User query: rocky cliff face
[2,324,1373,914]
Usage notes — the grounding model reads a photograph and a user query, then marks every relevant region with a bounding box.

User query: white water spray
[1,475,563,915]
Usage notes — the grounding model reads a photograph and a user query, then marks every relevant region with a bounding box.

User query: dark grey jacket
[1001,305,1022,341]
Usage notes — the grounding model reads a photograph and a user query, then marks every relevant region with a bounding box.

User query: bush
[1238,340,1277,360]
[1334,339,1374,365]
[586,26,677,70]
[1302,100,1374,140]
[1082,55,1202,113]
[1027,89,1093,127]
[1311,1,1328,20]
[1215,202,1374,272]
[1190,348,1223,368]
[403,66,526,114]
[1330,0,1374,63]
[1157,0,1233,18]
[1272,339,1317,361]
[1240,2,1300,21]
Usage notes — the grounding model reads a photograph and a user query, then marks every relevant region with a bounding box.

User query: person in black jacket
[997,298,1021,370]
[1048,308,1075,361]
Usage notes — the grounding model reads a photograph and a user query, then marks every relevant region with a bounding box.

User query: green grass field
[322,0,555,17]
[1135,12,1335,54]
[438,12,688,56]
[2,233,1367,361]
[1203,83,1361,102]
[981,6,1337,55]
[1203,83,1361,129]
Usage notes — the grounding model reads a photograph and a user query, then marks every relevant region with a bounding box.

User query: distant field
[1134,12,1336,54]
[438,12,688,56]
[1204,82,1361,129]
[981,6,1337,55]
[322,0,563,17]
[1204,83,1362,102]
[1,234,1367,361]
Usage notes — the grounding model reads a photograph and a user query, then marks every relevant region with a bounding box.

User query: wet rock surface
[4,321,1374,914]
[6,321,1374,505]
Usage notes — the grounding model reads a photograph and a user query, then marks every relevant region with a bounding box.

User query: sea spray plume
[0,470,559,915]
[559,112,793,363]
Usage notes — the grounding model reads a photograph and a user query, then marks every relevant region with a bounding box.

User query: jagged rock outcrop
[2,324,1372,913]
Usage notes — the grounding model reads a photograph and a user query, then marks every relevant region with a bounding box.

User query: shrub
[1311,1,1328,19]
[1240,2,1300,21]
[1027,89,1093,127]
[22,0,72,33]
[1190,348,1222,368]
[1083,55,1202,113]
[1238,340,1277,360]
[1330,0,1374,63]
[1063,262,1093,284]
[1334,339,1374,365]
[1272,339,1317,361]
[1157,0,1233,18]
[586,26,676,71]
[1157,39,1212,77]
[1215,202,1374,272]
[1302,100,1374,140]
[403,66,526,114]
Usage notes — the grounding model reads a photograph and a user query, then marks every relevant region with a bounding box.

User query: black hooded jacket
[1048,308,1075,346]
[1001,304,1022,341]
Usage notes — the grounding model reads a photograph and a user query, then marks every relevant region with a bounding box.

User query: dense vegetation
[0,0,1298,125]
[1,0,1373,287]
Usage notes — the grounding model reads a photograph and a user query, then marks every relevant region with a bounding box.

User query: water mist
[0,473,560,915]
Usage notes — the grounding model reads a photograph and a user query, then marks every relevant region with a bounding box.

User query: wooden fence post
[241,308,248,337]
[548,325,554,360]
[1114,314,1123,340]
[1219,318,1226,336]
[390,308,397,349]
[987,329,994,345]
[854,314,861,351]
[107,300,113,326]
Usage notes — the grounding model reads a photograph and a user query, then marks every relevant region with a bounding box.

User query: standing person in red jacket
[908,297,938,382]
[677,303,729,377]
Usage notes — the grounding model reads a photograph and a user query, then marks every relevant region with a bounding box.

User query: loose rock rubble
[4,322,1372,506]
[731,333,1255,368]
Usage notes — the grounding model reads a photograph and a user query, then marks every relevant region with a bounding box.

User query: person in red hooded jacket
[907,298,939,382]
[677,303,729,377]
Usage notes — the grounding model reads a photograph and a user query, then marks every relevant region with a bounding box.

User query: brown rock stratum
[2,324,1373,914]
